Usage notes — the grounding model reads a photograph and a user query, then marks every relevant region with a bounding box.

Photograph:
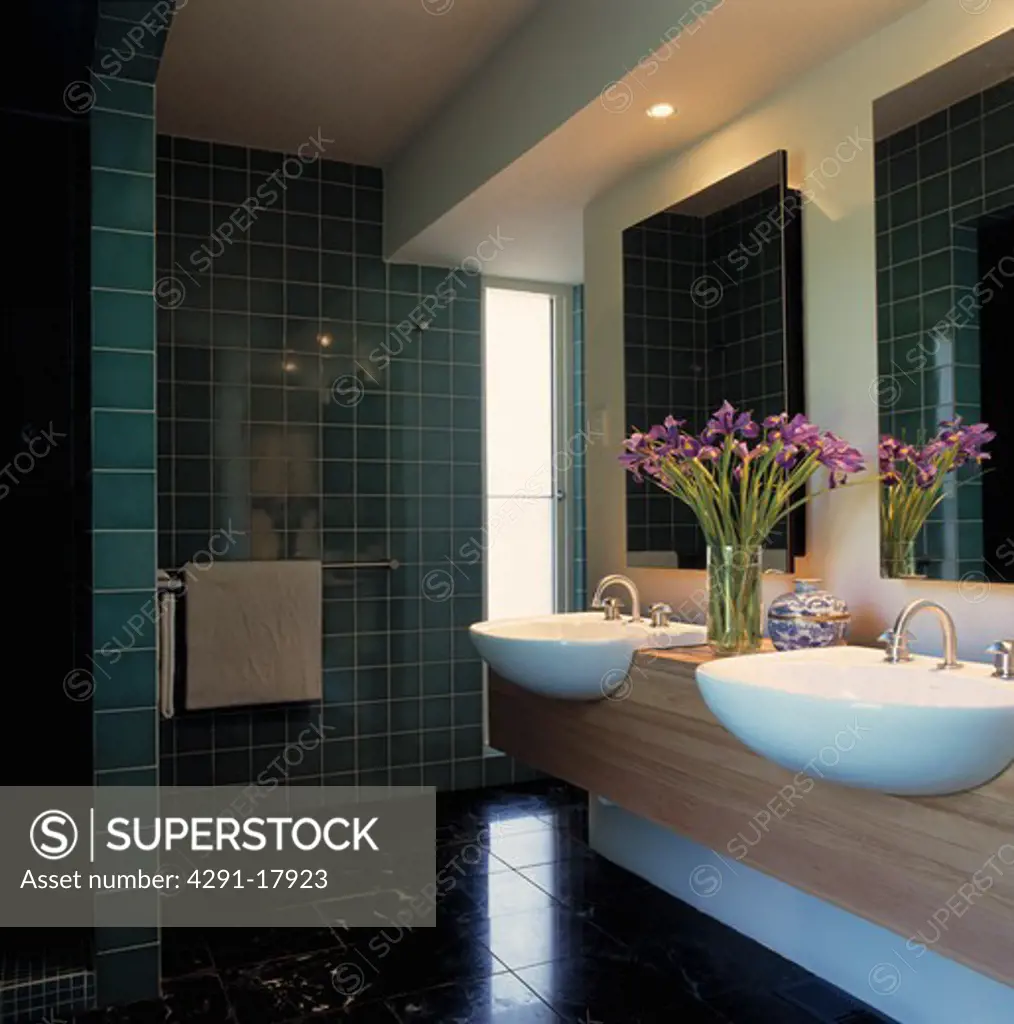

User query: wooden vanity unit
[489,646,1014,987]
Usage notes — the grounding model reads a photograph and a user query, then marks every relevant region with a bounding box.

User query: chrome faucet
[591,574,641,623]
[879,599,962,670]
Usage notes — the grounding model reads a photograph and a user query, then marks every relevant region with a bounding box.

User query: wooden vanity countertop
[489,645,1014,987]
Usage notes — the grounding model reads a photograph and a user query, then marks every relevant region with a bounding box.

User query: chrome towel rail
[162,560,400,577]
[323,559,400,570]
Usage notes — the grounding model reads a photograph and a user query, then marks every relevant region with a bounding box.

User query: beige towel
[184,559,322,710]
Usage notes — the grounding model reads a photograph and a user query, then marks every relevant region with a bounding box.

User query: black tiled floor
[69,780,894,1024]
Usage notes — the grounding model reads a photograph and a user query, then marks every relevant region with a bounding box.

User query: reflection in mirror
[873,33,1013,582]
[623,151,804,570]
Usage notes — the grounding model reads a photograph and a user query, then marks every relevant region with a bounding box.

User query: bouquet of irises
[621,402,864,654]
[620,401,865,549]
[879,417,995,577]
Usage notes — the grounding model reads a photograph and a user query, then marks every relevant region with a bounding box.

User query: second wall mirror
[622,150,804,570]
[873,33,1013,583]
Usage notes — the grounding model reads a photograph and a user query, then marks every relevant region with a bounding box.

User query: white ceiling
[390,0,928,281]
[156,0,540,165]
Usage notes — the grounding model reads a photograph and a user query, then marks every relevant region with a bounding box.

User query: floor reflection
[71,780,893,1023]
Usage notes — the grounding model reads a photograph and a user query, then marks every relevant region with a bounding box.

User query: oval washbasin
[470,611,707,700]
[696,645,1014,795]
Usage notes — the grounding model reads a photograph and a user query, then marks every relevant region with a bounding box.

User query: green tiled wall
[623,212,706,556]
[89,0,171,1007]
[875,79,1014,578]
[155,135,539,794]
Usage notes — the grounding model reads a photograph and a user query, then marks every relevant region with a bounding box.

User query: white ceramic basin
[470,611,707,700]
[696,645,1014,795]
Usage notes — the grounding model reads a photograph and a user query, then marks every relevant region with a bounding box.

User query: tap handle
[879,628,913,662]
[601,597,622,621]
[649,602,673,628]
[987,640,1013,679]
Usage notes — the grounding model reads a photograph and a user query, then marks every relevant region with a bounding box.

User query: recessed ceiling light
[318,333,332,348]
[646,102,676,119]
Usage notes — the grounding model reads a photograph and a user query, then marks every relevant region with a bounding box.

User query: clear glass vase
[881,539,919,579]
[707,545,763,656]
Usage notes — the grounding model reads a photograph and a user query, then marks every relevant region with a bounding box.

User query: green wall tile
[91,109,155,173]
[93,411,156,469]
[93,531,156,590]
[93,169,154,232]
[94,709,156,770]
[93,591,157,651]
[93,76,155,116]
[93,351,155,410]
[92,229,154,292]
[93,471,156,529]
[93,648,157,711]
[94,290,155,351]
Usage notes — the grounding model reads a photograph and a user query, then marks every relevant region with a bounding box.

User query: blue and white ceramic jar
[767,579,850,651]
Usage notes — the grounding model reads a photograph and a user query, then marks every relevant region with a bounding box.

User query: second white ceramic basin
[696,645,1014,795]
[470,611,707,700]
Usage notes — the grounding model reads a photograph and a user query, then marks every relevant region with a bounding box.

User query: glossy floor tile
[68,779,895,1024]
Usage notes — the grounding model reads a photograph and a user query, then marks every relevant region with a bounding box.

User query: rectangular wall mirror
[622,150,804,570]
[874,33,1013,583]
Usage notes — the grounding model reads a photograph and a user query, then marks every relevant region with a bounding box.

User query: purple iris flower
[817,432,865,487]
[774,445,799,470]
[878,436,900,474]
[679,434,721,461]
[703,401,760,443]
[914,463,939,489]
[779,414,821,449]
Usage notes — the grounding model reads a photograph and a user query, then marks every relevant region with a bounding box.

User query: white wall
[584,0,1014,659]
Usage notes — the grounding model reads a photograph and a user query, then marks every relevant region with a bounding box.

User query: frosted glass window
[484,288,554,498]
[483,286,557,621]
[485,496,554,621]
